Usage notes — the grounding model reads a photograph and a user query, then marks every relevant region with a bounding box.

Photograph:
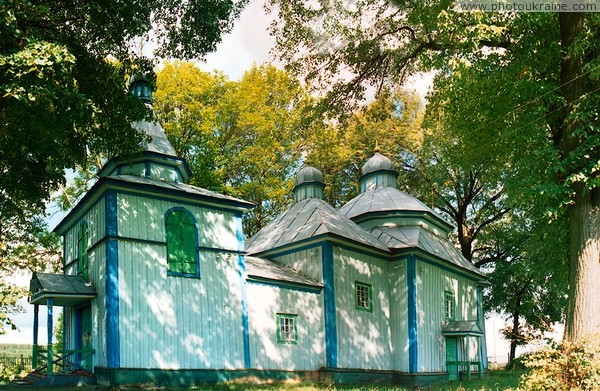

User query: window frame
[355,281,373,312]
[276,313,298,345]
[165,208,200,278]
[444,290,456,321]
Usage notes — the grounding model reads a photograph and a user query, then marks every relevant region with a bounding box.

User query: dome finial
[374,141,381,153]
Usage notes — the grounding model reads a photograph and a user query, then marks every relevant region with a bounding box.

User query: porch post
[32,304,39,368]
[47,298,53,377]
[466,335,471,381]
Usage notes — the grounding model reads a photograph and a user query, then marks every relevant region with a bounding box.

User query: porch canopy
[442,320,484,337]
[442,321,484,381]
[29,272,96,307]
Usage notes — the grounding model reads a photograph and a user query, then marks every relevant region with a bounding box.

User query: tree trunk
[509,304,520,363]
[558,13,600,342]
[564,187,600,341]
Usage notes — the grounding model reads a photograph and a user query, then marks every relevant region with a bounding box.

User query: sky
[0,0,548,364]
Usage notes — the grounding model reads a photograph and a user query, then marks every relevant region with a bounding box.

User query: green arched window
[165,209,198,276]
[78,221,89,279]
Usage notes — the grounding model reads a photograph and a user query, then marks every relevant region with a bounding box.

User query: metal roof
[362,152,397,176]
[106,174,254,209]
[134,118,178,157]
[29,273,97,307]
[442,321,484,336]
[246,198,390,255]
[245,256,323,289]
[340,187,451,229]
[369,225,484,277]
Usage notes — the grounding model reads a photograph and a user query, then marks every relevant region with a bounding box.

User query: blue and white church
[28,76,488,387]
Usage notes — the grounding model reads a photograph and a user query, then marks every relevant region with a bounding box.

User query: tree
[268,1,599,341]
[0,0,245,220]
[154,61,314,235]
[1,0,245,334]
[305,88,424,207]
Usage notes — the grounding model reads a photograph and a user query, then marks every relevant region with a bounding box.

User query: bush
[519,334,600,390]
[0,362,26,384]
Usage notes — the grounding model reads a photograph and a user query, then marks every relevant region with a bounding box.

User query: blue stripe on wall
[322,242,337,368]
[236,217,251,368]
[407,254,418,373]
[105,192,120,368]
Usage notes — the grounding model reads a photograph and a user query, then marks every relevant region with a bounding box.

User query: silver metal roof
[442,320,484,336]
[340,187,451,228]
[107,175,254,209]
[362,152,396,175]
[30,273,97,307]
[245,256,323,288]
[134,118,178,157]
[246,198,390,255]
[369,225,484,276]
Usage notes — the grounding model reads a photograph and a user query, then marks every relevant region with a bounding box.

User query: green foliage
[305,88,424,207]
[0,361,26,384]
[154,61,314,235]
[520,335,600,390]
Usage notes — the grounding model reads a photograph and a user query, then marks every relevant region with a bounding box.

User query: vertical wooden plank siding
[114,192,245,369]
[416,259,479,372]
[272,247,323,283]
[389,260,408,372]
[61,198,107,369]
[117,243,244,369]
[116,194,239,251]
[333,247,393,370]
[246,284,325,370]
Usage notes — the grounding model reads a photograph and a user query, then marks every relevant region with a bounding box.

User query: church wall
[272,246,323,283]
[117,242,244,369]
[388,259,409,372]
[246,283,325,370]
[415,259,479,372]
[114,192,245,369]
[116,193,240,251]
[61,196,107,370]
[333,246,393,370]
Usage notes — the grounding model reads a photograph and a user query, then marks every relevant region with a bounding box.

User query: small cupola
[129,73,153,104]
[293,166,325,202]
[360,149,398,192]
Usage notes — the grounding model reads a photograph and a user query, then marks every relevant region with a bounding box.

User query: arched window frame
[165,207,200,278]
[78,221,89,279]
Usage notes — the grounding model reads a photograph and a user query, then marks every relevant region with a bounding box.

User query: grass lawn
[112,370,524,391]
[0,370,524,391]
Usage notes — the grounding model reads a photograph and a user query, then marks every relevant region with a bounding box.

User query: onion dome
[360,152,398,192]
[129,73,153,104]
[293,166,325,202]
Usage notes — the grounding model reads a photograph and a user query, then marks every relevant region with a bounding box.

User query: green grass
[110,370,523,391]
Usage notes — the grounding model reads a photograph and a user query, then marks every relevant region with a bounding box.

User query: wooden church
[28,76,488,387]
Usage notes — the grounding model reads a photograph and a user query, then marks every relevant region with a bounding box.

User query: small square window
[445,291,456,320]
[276,313,298,344]
[355,282,373,312]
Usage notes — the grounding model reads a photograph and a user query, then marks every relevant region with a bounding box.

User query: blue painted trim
[164,207,201,278]
[236,217,251,369]
[395,249,484,282]
[407,254,418,373]
[33,304,39,345]
[105,191,120,368]
[47,298,54,346]
[106,191,117,237]
[322,242,337,368]
[75,309,82,351]
[54,177,252,235]
[246,277,323,293]
[254,233,389,260]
